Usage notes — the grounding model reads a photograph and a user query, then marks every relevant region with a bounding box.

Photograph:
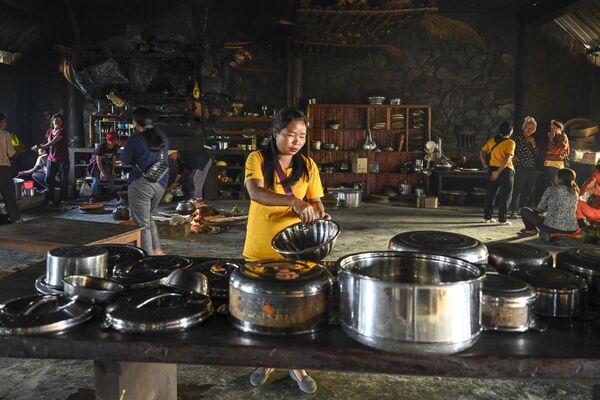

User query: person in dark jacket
[120,108,169,255]
[508,116,539,218]
[89,131,120,202]
[167,149,212,200]
[33,113,69,205]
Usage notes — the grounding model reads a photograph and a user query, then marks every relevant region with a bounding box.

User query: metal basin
[62,275,124,304]
[272,220,340,262]
[338,251,485,355]
[163,269,209,296]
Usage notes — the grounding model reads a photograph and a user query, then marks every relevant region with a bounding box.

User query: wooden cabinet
[307,104,431,195]
[207,119,272,199]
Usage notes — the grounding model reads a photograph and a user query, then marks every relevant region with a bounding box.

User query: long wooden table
[1,259,600,399]
[0,217,143,253]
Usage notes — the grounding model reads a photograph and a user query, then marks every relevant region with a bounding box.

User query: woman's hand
[311,203,331,220]
[291,198,317,224]
[490,171,500,181]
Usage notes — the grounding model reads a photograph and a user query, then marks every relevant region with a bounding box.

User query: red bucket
[23,180,35,189]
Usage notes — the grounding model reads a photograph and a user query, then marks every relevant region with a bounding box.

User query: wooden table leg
[94,360,177,400]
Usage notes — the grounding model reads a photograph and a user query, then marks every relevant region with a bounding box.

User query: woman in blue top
[120,108,169,255]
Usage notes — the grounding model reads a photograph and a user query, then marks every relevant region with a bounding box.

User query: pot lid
[483,273,535,299]
[389,231,488,264]
[511,267,587,291]
[231,259,333,295]
[48,245,108,259]
[112,255,193,290]
[557,247,600,275]
[95,245,146,270]
[104,288,213,332]
[334,188,361,194]
[241,260,325,281]
[189,260,239,298]
[488,243,549,260]
[0,295,94,335]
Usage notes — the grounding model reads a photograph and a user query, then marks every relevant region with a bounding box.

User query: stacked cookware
[0,245,218,335]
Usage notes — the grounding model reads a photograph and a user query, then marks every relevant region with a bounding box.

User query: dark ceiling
[0,0,593,54]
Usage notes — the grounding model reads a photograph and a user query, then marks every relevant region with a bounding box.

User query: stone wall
[303,15,518,156]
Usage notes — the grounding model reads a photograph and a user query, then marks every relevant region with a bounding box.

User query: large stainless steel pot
[389,231,488,265]
[229,260,334,335]
[510,266,587,317]
[334,188,362,208]
[488,243,552,275]
[46,246,108,288]
[338,251,485,355]
[556,247,600,305]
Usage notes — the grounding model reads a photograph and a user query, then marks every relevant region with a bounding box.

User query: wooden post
[94,361,177,400]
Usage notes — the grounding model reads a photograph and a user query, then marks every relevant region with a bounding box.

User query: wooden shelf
[221,117,272,123]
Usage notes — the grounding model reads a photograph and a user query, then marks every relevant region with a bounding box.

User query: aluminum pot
[556,247,600,305]
[482,273,541,332]
[13,178,24,200]
[338,251,485,355]
[488,243,552,275]
[389,230,488,265]
[334,188,362,208]
[176,201,195,215]
[510,266,587,317]
[229,260,334,335]
[46,246,108,288]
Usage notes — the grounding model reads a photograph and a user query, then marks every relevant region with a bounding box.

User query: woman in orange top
[243,107,330,393]
[576,164,600,225]
[544,119,569,188]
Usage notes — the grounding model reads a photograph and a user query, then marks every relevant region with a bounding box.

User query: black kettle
[112,205,130,221]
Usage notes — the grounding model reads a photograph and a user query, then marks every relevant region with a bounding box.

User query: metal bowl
[368,96,386,105]
[163,269,209,296]
[272,220,340,262]
[62,275,124,304]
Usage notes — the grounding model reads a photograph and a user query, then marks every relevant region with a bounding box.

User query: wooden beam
[516,0,594,26]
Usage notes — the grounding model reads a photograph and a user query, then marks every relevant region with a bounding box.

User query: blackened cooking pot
[510,266,587,318]
[487,243,552,275]
[556,247,600,305]
[389,231,488,265]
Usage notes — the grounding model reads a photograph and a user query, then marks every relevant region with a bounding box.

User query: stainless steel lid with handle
[189,260,240,298]
[388,231,488,264]
[104,288,213,332]
[0,295,94,335]
[46,246,108,287]
[487,243,552,274]
[556,247,600,277]
[112,255,193,290]
[95,244,146,269]
[230,259,333,296]
[511,267,587,292]
[483,273,535,303]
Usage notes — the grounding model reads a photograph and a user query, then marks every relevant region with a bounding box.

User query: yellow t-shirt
[544,160,564,169]
[481,137,516,170]
[243,151,324,261]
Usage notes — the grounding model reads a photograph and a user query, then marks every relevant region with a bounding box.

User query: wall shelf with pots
[307,104,430,196]
[207,124,271,200]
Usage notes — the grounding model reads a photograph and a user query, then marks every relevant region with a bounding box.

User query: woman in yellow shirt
[243,107,330,393]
